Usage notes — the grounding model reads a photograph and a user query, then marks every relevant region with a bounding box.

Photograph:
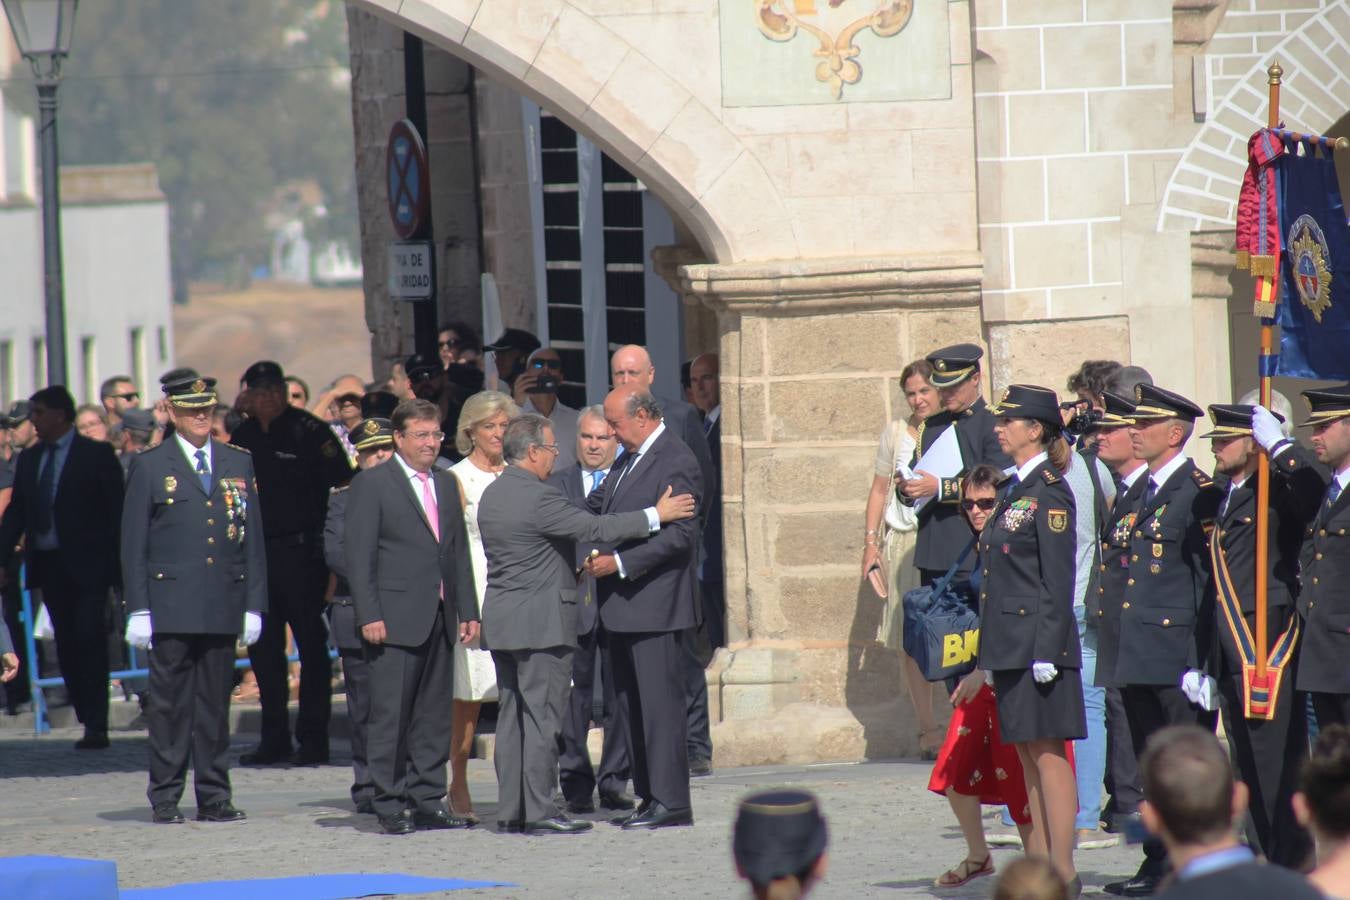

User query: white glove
[983,669,995,687]
[126,611,153,649]
[242,612,263,646]
[1251,406,1286,453]
[1032,661,1058,684]
[1180,669,1220,710]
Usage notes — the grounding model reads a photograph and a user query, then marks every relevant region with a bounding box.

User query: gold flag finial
[1268,62,1283,85]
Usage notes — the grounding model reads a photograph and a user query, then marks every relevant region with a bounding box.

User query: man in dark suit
[344,398,479,835]
[0,386,124,749]
[687,352,724,776]
[121,375,267,824]
[1108,384,1223,897]
[479,413,694,835]
[585,386,703,829]
[1201,404,1319,868]
[1142,725,1323,900]
[901,343,1011,583]
[548,406,633,815]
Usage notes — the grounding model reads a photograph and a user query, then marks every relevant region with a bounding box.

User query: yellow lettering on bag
[941,629,981,667]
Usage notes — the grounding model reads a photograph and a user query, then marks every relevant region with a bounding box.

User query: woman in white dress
[448,390,518,821]
[861,359,945,758]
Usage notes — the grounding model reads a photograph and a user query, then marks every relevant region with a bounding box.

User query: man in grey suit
[478,413,695,835]
[345,398,479,836]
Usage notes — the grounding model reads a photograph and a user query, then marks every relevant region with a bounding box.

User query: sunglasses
[111,392,140,401]
[438,339,463,349]
[961,498,997,512]
[531,359,562,370]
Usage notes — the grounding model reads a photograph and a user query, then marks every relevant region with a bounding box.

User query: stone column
[657,249,983,764]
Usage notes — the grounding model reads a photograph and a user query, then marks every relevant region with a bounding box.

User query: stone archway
[1158,2,1350,231]
[352,0,797,264]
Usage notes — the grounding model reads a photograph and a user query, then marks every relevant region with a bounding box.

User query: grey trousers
[492,646,574,824]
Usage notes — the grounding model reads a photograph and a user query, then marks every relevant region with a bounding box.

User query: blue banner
[1276,141,1350,380]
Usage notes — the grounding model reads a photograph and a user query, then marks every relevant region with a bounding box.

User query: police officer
[901,343,1011,583]
[1202,403,1319,868]
[1252,384,1350,728]
[121,374,267,824]
[979,384,1082,891]
[1106,384,1222,897]
[322,411,397,815]
[231,361,353,765]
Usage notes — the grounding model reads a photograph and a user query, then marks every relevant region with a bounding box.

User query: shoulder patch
[224,442,251,455]
[1190,467,1212,489]
[1041,468,1060,484]
[330,484,350,495]
[1047,508,1069,533]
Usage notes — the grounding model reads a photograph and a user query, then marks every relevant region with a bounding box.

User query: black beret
[732,790,828,887]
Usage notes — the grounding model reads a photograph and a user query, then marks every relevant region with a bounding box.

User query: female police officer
[980,384,1084,896]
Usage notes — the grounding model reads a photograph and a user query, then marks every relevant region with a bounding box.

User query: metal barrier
[17,582,330,736]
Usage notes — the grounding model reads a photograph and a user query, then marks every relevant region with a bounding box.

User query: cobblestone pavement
[0,724,1141,898]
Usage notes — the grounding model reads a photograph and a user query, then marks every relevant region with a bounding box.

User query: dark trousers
[492,646,572,824]
[684,625,712,762]
[1103,686,1142,817]
[328,602,371,806]
[246,544,330,753]
[558,625,630,803]
[610,629,691,811]
[363,612,453,818]
[1310,691,1350,729]
[1,579,32,708]
[1219,668,1311,867]
[33,553,110,733]
[146,633,236,807]
[702,579,726,650]
[1121,683,1219,873]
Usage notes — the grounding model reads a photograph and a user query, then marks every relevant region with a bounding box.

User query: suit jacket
[1207,459,1322,678]
[702,416,723,584]
[344,457,477,648]
[323,485,351,597]
[656,393,715,528]
[976,458,1080,671]
[1094,472,1147,687]
[548,463,606,635]
[913,399,1012,572]
[120,439,267,634]
[0,431,124,591]
[1114,459,1222,687]
[1153,859,1324,900]
[479,466,650,652]
[588,426,702,633]
[1283,444,1350,693]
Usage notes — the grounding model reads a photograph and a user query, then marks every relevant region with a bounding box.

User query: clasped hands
[1180,669,1220,711]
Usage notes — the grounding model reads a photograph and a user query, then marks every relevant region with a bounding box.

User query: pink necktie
[416,471,440,540]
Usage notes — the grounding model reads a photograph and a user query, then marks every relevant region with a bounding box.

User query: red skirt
[926,683,1074,825]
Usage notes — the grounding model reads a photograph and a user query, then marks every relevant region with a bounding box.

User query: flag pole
[1252,62,1282,699]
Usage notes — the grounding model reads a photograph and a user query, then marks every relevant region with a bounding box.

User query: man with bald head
[584,385,703,828]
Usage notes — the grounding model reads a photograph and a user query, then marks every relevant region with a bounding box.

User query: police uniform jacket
[912,398,1012,572]
[976,456,1080,671]
[1207,462,1321,677]
[1113,459,1221,686]
[230,406,352,546]
[1094,471,1147,688]
[120,439,267,634]
[1281,445,1350,694]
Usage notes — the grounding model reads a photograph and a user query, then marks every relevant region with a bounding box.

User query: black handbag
[901,538,981,682]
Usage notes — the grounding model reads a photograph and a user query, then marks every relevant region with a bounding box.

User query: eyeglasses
[531,359,562,370]
[961,498,997,512]
[110,392,139,401]
[535,442,560,455]
[403,430,445,442]
[438,339,463,349]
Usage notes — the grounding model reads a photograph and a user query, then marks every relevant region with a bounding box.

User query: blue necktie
[590,469,605,494]
[195,449,211,494]
[1328,479,1343,508]
[1143,478,1157,510]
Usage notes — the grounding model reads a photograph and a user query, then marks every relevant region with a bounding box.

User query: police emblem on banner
[1288,213,1333,322]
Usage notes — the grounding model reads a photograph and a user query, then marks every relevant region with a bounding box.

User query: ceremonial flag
[1275,139,1350,379]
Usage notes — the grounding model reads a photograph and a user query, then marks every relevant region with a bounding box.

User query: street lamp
[2,0,78,386]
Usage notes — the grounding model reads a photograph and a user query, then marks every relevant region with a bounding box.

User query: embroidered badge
[1047,509,1069,533]
[1150,562,1162,575]
[1152,543,1164,559]
[164,475,177,493]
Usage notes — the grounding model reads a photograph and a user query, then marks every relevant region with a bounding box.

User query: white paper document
[910,423,964,514]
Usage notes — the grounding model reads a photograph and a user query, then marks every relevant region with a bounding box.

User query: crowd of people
[4,325,1350,897]
[863,344,1350,898]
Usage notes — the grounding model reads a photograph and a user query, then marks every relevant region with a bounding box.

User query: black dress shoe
[75,730,110,750]
[599,789,636,811]
[611,800,651,827]
[289,745,329,766]
[412,807,472,830]
[239,744,292,766]
[496,820,524,834]
[621,801,693,830]
[565,797,596,814]
[152,803,184,824]
[688,756,713,777]
[524,815,594,835]
[379,811,415,835]
[1104,874,1161,896]
[196,801,246,823]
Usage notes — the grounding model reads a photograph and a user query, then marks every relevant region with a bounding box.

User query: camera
[527,373,559,394]
[1061,402,1103,439]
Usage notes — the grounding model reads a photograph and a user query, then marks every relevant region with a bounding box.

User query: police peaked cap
[1203,403,1284,439]
[732,790,828,886]
[925,343,983,388]
[1131,383,1203,422]
[1299,383,1350,428]
[989,383,1062,427]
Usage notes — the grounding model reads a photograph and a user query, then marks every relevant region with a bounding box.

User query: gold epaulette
[1190,467,1213,489]
[1041,468,1060,484]
[224,442,251,454]
[330,484,350,495]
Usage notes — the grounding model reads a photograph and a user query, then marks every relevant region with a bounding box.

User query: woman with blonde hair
[862,359,943,757]
[447,390,518,822]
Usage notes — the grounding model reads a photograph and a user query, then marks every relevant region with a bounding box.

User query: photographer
[513,347,578,470]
